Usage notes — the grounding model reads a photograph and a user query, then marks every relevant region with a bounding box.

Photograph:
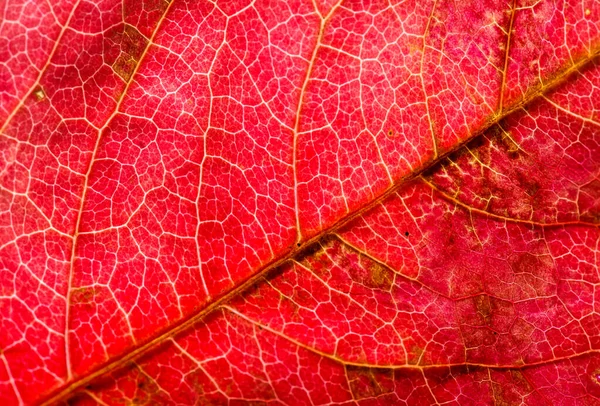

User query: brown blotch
[296,239,334,281]
[513,170,540,197]
[510,370,532,388]
[300,238,395,291]
[107,24,148,82]
[498,128,522,159]
[113,56,138,82]
[346,366,394,399]
[510,252,541,275]
[70,286,98,306]
[123,0,170,21]
[65,392,94,405]
[129,371,160,404]
[407,344,424,365]
[296,238,328,263]
[188,372,209,398]
[509,318,535,348]
[363,258,394,291]
[339,241,394,291]
[33,87,45,101]
[578,179,600,223]
[467,132,488,151]
[492,370,533,406]
[473,294,492,325]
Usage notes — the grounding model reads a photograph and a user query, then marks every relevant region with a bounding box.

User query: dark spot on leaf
[296,238,328,262]
[507,149,520,160]
[404,231,409,237]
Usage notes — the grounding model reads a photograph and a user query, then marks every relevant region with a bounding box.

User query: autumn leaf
[1,0,599,404]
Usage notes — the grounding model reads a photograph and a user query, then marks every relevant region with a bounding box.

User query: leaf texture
[0,0,599,404]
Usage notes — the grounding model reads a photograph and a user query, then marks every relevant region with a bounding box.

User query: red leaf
[1,0,599,404]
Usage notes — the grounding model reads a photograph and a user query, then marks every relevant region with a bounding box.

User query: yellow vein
[62,3,176,380]
[291,0,344,243]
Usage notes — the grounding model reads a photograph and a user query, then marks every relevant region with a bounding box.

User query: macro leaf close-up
[1,0,600,404]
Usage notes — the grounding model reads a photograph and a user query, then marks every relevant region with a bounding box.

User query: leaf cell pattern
[0,0,599,404]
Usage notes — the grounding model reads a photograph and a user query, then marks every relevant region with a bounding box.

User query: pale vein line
[291,0,344,243]
[420,176,599,228]
[418,0,439,159]
[421,369,438,405]
[224,305,600,371]
[542,95,600,128]
[342,365,357,402]
[62,2,176,380]
[333,233,452,300]
[0,0,82,137]
[81,390,109,406]
[292,257,390,325]
[294,252,411,364]
[0,2,82,400]
[170,339,232,399]
[194,18,231,300]
[498,0,517,113]
[1,352,23,406]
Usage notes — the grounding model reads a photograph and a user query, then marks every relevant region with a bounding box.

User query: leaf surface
[0,0,599,404]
